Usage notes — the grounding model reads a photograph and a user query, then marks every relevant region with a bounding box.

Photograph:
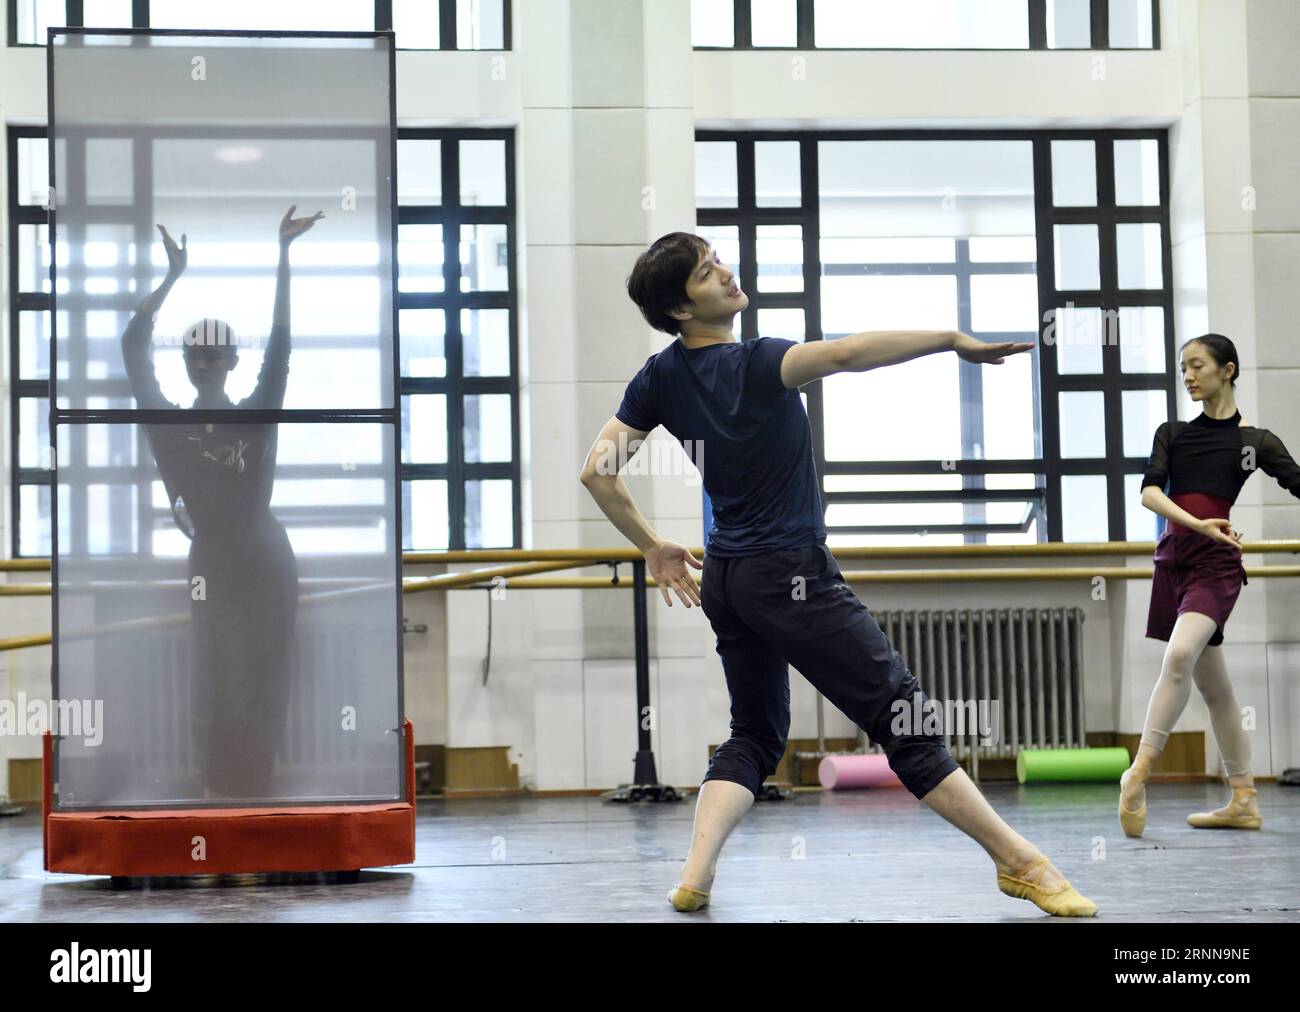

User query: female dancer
[120,206,323,801]
[1122,333,1300,835]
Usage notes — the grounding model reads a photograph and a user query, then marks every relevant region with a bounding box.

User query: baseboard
[6,758,41,803]
[444,746,520,790]
[1097,730,1207,775]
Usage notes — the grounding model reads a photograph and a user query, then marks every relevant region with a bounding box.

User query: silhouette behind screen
[120,207,323,801]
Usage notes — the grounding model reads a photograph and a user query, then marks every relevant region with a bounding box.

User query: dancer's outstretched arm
[247,205,323,409]
[122,223,185,410]
[579,414,702,608]
[778,329,1033,390]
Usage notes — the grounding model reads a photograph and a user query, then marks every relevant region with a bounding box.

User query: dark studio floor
[1,782,1296,922]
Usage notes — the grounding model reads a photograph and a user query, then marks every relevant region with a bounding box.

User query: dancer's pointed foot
[1188,786,1261,830]
[996,854,1098,917]
[668,861,713,912]
[667,882,711,912]
[1119,762,1150,838]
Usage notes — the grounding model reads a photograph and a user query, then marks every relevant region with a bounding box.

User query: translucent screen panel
[49,33,402,811]
[50,33,395,411]
[54,422,402,809]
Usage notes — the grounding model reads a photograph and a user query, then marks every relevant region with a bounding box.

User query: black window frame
[695,0,1161,51]
[397,126,521,551]
[7,0,513,49]
[6,123,53,558]
[696,127,1176,544]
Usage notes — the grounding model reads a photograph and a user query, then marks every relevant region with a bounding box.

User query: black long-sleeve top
[120,312,291,540]
[1141,410,1300,503]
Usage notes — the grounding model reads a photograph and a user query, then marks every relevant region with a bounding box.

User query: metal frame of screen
[695,128,1176,544]
[8,0,513,50]
[45,26,407,807]
[697,0,1161,51]
[398,127,522,552]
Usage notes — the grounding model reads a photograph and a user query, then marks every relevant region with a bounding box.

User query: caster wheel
[629,788,643,802]
[662,786,678,802]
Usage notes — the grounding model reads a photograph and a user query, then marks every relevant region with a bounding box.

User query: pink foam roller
[818,753,903,789]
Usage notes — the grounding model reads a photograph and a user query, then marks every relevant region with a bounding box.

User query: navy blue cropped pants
[700,541,959,800]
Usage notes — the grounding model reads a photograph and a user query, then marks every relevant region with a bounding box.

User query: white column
[1242,0,1300,772]
[443,0,714,790]
[1159,0,1300,774]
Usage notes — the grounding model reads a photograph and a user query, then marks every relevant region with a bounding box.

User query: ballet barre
[4,538,1299,574]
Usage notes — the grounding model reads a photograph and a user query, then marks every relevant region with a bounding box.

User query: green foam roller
[1016,747,1131,784]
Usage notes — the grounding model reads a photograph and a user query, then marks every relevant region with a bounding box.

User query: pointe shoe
[1118,765,1148,838]
[1188,786,1261,830]
[667,883,710,912]
[997,856,1098,918]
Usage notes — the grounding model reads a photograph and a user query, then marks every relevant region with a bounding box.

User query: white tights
[1138,612,1252,778]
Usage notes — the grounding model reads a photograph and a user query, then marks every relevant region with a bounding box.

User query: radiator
[861,608,1088,763]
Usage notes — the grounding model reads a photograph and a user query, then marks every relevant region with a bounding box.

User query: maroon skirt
[1146,494,1246,647]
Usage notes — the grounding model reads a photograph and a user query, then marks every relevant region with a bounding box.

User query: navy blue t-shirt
[615,336,825,556]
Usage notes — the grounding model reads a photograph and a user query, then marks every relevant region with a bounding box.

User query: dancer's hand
[954,331,1035,365]
[279,204,325,245]
[157,224,187,278]
[645,539,703,608]
[1197,517,1243,548]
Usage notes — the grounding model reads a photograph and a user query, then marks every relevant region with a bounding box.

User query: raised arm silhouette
[120,205,324,801]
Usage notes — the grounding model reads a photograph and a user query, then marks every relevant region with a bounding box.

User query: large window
[9,1,511,49]
[696,130,1174,544]
[7,125,57,557]
[396,128,520,550]
[5,125,519,555]
[692,0,1158,50]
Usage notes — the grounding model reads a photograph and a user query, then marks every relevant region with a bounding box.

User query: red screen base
[43,720,416,878]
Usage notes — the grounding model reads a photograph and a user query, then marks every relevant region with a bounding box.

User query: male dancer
[579,232,1097,917]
